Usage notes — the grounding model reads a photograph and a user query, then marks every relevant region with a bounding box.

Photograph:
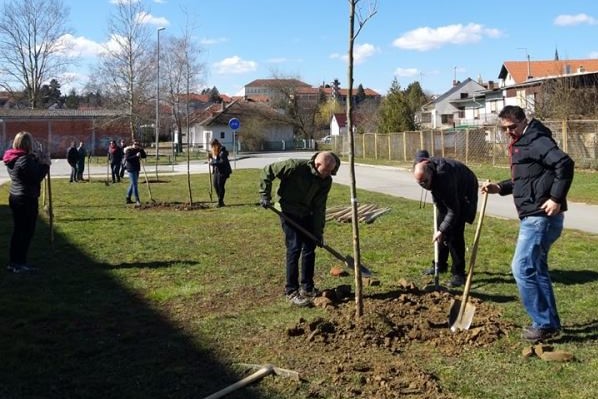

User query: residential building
[185,99,295,151]
[417,78,488,129]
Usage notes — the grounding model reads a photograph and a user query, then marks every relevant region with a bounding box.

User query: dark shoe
[447,274,465,288]
[423,262,448,276]
[217,202,225,208]
[299,286,320,298]
[521,326,560,343]
[126,198,134,204]
[286,290,312,307]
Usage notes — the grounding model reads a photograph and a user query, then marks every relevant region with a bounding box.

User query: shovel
[433,204,441,290]
[266,204,372,277]
[448,188,489,332]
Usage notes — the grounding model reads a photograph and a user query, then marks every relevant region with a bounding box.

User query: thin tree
[96,0,153,141]
[162,17,204,205]
[347,0,377,317]
[0,0,71,109]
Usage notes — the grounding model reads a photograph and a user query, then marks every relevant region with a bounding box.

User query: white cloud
[394,67,419,78]
[554,13,597,26]
[393,23,502,51]
[589,51,598,58]
[213,56,257,74]
[57,34,105,58]
[329,43,378,65]
[137,11,169,27]
[200,37,228,45]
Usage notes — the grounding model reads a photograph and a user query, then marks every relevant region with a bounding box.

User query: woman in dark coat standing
[2,131,50,272]
[208,139,232,207]
[123,140,146,206]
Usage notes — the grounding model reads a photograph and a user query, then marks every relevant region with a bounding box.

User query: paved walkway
[1,153,597,234]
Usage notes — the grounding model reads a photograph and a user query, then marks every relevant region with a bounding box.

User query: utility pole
[155,27,166,179]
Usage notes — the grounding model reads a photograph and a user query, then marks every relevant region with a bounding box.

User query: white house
[184,100,295,151]
[417,78,488,129]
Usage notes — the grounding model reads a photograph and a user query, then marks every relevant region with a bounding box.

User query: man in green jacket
[259,151,340,306]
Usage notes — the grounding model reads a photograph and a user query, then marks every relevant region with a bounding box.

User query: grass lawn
[0,169,597,398]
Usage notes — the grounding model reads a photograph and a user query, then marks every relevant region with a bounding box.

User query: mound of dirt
[280,279,515,399]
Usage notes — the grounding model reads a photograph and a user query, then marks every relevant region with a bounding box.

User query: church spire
[554,47,559,61]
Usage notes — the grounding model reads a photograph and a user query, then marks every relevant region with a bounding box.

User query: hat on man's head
[414,150,430,163]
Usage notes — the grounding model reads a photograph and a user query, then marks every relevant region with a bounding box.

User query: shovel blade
[448,299,476,332]
[345,255,372,277]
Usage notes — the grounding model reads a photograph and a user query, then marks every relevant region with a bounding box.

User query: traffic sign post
[229,118,240,169]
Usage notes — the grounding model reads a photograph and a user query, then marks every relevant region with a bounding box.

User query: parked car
[319,135,332,144]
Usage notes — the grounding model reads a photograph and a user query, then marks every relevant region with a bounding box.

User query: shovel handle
[456,187,489,323]
[266,205,372,276]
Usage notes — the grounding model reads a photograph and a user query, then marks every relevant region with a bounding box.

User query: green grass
[0,170,597,398]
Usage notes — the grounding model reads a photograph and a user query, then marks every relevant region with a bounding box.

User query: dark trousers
[69,164,78,182]
[280,213,316,295]
[9,195,39,265]
[437,212,467,276]
[213,172,228,205]
[76,162,85,180]
[111,163,121,182]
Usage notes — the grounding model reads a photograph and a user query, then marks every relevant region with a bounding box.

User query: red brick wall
[1,118,130,157]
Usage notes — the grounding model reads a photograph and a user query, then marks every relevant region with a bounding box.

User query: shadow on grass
[557,320,598,343]
[0,205,265,399]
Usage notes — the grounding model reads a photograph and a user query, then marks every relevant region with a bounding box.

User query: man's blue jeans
[511,214,563,330]
[280,213,316,295]
[126,171,140,200]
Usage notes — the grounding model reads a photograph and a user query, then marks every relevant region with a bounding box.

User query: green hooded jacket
[259,152,339,237]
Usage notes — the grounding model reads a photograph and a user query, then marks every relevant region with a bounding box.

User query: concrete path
[1,152,597,234]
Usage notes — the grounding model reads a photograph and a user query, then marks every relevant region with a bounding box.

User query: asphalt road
[1,151,597,234]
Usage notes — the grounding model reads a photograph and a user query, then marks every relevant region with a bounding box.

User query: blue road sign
[228,118,240,130]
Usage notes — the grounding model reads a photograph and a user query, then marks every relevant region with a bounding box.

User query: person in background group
[2,131,51,273]
[259,151,340,307]
[108,140,124,183]
[66,141,79,183]
[482,105,574,343]
[119,139,127,180]
[123,140,146,206]
[412,149,479,288]
[76,141,87,181]
[208,139,232,207]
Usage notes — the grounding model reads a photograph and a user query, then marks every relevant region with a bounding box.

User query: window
[220,132,225,139]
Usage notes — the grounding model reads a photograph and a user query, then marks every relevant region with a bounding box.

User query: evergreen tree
[64,88,80,109]
[377,78,413,133]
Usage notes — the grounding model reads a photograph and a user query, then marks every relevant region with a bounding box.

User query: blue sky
[60,0,598,97]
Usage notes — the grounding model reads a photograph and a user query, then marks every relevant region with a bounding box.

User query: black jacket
[498,118,574,219]
[67,146,78,167]
[123,146,146,173]
[4,152,49,198]
[209,146,232,177]
[428,157,479,233]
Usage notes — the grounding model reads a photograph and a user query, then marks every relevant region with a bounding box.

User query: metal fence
[330,120,598,169]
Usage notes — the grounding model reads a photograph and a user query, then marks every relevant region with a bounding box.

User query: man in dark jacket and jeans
[413,150,479,287]
[259,151,340,306]
[482,105,574,343]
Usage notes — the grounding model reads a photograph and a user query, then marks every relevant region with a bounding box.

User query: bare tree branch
[0,0,72,108]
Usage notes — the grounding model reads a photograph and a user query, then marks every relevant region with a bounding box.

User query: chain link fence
[330,120,598,169]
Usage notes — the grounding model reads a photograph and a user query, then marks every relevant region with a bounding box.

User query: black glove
[259,197,271,208]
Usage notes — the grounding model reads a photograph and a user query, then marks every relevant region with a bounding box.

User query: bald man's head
[314,151,338,179]
[413,160,433,190]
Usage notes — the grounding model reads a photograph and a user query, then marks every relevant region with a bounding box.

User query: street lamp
[155,26,166,178]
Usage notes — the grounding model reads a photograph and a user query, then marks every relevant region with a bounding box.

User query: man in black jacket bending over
[413,150,479,287]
